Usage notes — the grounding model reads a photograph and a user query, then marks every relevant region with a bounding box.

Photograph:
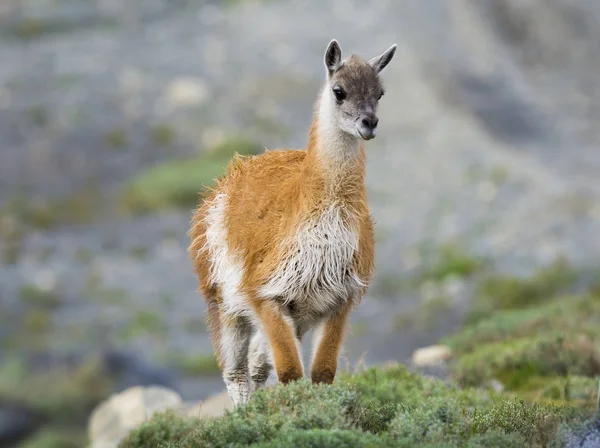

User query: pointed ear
[324,39,342,77]
[368,44,397,74]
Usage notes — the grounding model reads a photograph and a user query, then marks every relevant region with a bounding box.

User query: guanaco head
[321,39,396,141]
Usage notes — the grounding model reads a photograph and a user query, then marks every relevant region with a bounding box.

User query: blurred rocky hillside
[1,0,600,446]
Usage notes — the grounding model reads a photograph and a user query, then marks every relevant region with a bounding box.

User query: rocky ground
[1,0,600,445]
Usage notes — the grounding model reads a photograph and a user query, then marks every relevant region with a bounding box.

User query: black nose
[361,115,379,130]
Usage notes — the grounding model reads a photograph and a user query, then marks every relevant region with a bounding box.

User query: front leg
[311,299,353,384]
[252,300,304,384]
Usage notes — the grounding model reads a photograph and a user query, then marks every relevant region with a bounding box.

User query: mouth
[357,127,376,140]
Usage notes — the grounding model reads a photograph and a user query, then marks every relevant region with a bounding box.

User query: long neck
[303,85,367,204]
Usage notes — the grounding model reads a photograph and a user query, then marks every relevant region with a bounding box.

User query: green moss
[176,354,220,375]
[120,136,263,214]
[121,364,590,448]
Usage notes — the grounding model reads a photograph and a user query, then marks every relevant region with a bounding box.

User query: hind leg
[219,314,253,406]
[248,331,273,391]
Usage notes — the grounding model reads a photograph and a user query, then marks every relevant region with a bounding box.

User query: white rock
[88,386,182,448]
[488,378,505,393]
[164,77,209,110]
[411,345,452,367]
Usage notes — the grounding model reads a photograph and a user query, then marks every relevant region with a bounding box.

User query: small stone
[412,345,452,367]
[88,386,182,448]
[488,379,505,393]
[164,77,209,110]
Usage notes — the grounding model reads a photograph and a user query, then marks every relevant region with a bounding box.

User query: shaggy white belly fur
[259,205,365,314]
[201,194,364,318]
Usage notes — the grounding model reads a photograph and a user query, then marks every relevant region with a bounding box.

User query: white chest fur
[259,205,365,313]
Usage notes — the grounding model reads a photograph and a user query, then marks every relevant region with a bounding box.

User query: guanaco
[189,39,396,406]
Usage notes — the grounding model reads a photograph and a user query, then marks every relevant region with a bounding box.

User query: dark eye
[332,86,346,102]
[378,91,385,101]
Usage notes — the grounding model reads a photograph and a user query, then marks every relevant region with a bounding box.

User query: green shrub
[253,429,391,448]
[453,333,600,388]
[465,258,578,324]
[121,364,591,448]
[444,295,600,353]
[118,410,198,448]
[464,430,527,448]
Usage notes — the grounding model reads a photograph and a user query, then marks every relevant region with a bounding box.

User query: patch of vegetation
[465,257,579,325]
[151,124,177,147]
[127,245,149,260]
[0,189,99,231]
[490,165,509,187]
[19,284,62,309]
[120,136,263,214]
[24,308,52,334]
[119,310,166,340]
[91,286,130,306]
[375,243,486,298]
[73,247,94,264]
[176,353,220,375]
[417,243,487,284]
[105,129,129,149]
[27,105,50,127]
[0,355,113,424]
[121,364,592,448]
[443,257,600,409]
[19,427,86,448]
[4,17,118,41]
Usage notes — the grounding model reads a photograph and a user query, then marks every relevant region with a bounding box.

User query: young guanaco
[189,39,396,406]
